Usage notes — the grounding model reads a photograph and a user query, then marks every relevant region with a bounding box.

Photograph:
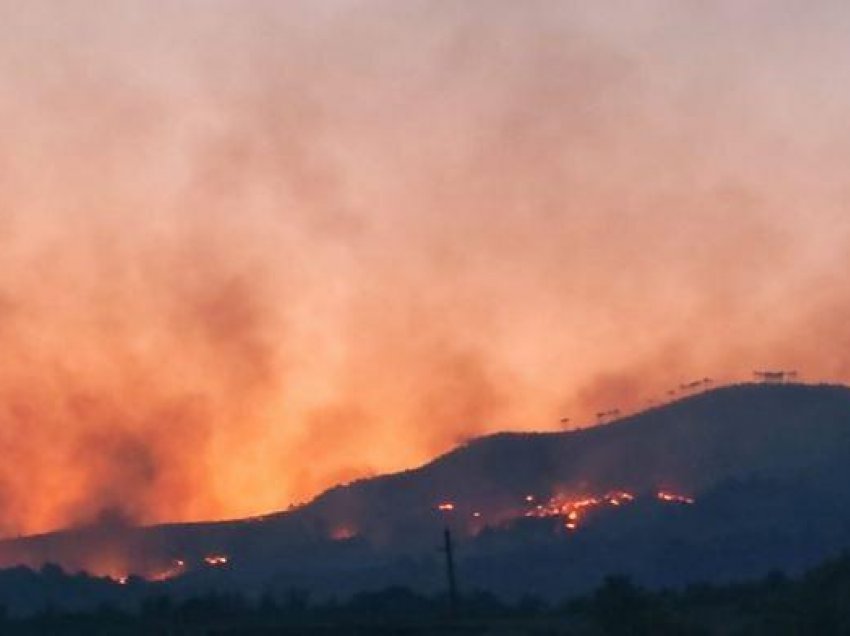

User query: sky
[0,0,849,536]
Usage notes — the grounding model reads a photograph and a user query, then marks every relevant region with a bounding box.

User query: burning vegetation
[148,559,187,582]
[11,486,698,584]
[657,491,695,505]
[525,491,637,531]
[108,554,228,585]
[202,555,229,567]
[437,488,696,533]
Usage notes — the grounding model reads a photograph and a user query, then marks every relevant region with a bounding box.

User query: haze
[0,0,848,536]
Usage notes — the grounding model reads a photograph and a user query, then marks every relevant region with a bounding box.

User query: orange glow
[0,2,845,547]
[525,490,637,530]
[330,526,358,541]
[148,559,188,582]
[657,491,695,505]
[203,555,229,567]
[437,502,456,512]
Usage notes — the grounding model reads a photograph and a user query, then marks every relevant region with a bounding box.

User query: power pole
[443,527,458,615]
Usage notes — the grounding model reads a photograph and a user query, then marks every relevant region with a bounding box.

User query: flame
[110,555,230,582]
[106,557,187,584]
[203,555,229,567]
[524,490,636,530]
[148,559,187,582]
[27,487,700,580]
[657,490,695,505]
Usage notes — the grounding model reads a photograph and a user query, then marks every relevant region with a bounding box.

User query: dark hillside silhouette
[2,383,850,607]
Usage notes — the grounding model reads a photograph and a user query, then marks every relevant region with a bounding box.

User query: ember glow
[330,526,358,541]
[525,491,637,530]
[149,559,188,582]
[1,2,850,538]
[203,555,229,567]
[107,558,189,584]
[657,491,696,505]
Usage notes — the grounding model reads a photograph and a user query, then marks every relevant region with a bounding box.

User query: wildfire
[437,502,455,512]
[117,555,234,582]
[149,559,187,582]
[203,555,229,567]
[525,490,636,530]
[657,491,695,505]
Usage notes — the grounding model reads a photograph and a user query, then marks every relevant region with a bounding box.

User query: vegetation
[3,552,850,633]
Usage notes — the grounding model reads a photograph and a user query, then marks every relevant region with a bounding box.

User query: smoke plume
[0,0,849,535]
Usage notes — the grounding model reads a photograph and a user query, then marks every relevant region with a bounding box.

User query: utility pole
[443,527,458,615]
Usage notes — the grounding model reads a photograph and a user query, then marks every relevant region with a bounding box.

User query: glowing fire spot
[149,559,188,582]
[657,491,695,505]
[605,491,635,505]
[525,490,636,530]
[331,526,357,541]
[116,576,128,585]
[437,502,455,511]
[203,555,229,567]
[525,495,535,503]
[472,512,481,518]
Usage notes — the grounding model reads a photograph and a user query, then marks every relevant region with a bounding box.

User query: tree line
[2,551,850,634]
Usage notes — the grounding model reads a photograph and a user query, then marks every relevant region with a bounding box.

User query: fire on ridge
[113,554,229,586]
[435,488,695,532]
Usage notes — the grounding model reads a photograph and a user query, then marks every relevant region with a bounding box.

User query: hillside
[3,382,850,603]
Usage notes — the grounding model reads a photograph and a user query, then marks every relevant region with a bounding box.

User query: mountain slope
[305,382,850,536]
[3,382,850,601]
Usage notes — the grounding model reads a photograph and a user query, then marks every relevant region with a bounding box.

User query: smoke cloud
[0,0,849,535]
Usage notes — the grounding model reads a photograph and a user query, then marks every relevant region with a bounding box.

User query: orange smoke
[0,2,848,537]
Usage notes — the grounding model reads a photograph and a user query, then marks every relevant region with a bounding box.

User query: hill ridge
[3,381,850,601]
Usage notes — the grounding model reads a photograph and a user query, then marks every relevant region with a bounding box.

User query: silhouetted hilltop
[3,382,850,606]
[305,382,850,534]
